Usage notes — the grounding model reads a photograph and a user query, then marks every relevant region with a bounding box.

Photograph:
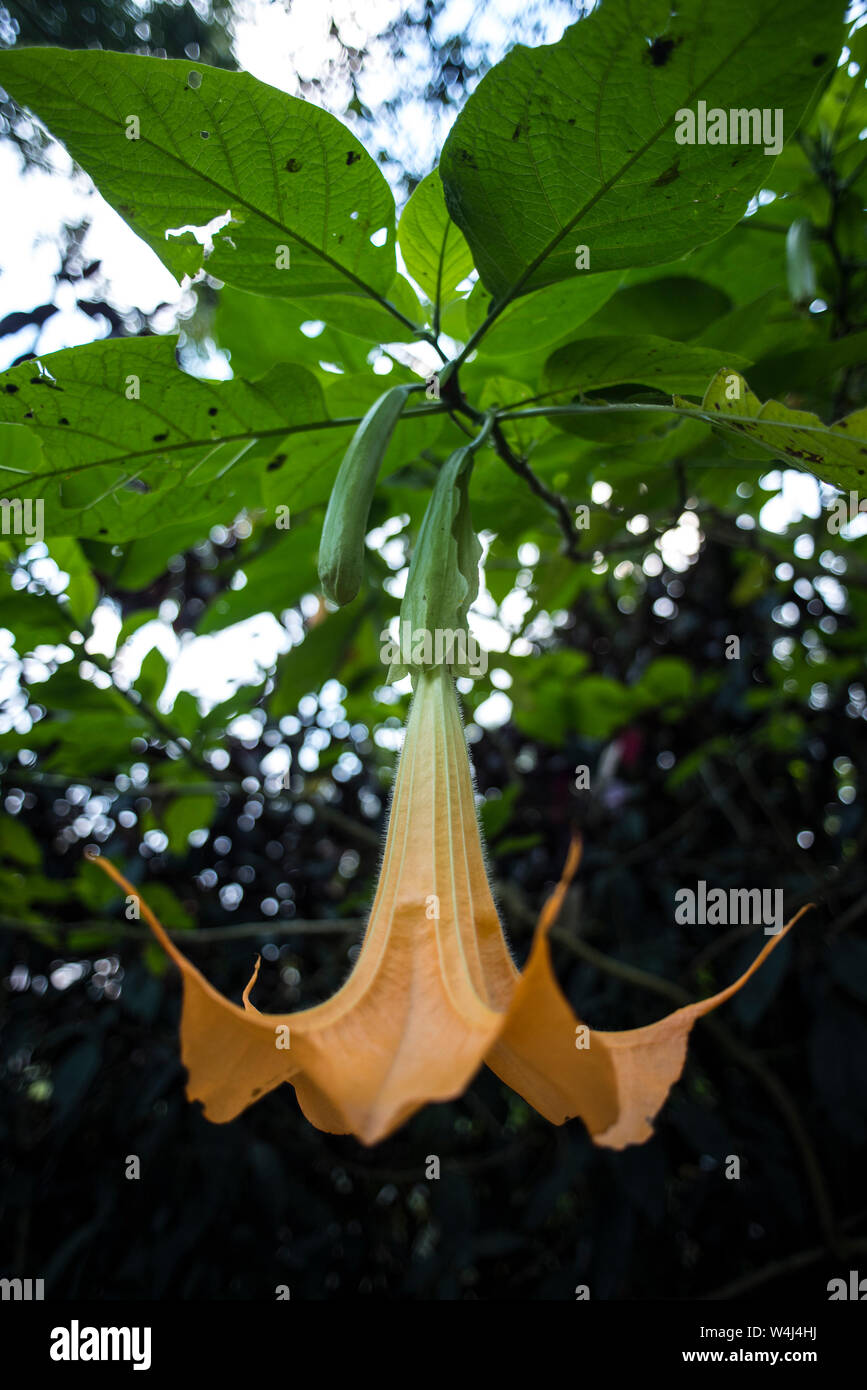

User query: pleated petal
[89,668,807,1150]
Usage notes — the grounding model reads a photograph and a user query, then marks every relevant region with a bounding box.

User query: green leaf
[91,530,212,591]
[0,671,150,773]
[167,691,200,741]
[0,816,41,867]
[0,577,73,653]
[696,289,806,362]
[271,603,368,717]
[478,782,520,842]
[0,336,332,540]
[684,368,867,488]
[440,0,844,300]
[478,376,546,456]
[463,273,622,357]
[0,49,400,305]
[48,539,98,625]
[216,287,354,380]
[215,283,420,381]
[140,880,195,931]
[571,676,636,740]
[117,608,160,646]
[0,422,45,490]
[579,276,733,342]
[543,335,752,400]
[628,196,799,308]
[135,645,168,706]
[748,329,867,403]
[197,519,319,634]
[504,650,588,743]
[156,766,217,852]
[634,657,694,707]
[398,170,475,305]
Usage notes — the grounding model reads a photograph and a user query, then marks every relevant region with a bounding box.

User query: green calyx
[386,420,490,682]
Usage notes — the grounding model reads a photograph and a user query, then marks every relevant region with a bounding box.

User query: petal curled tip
[704,898,811,1006]
[565,833,583,878]
[535,834,584,939]
[242,957,262,1011]
[87,851,128,889]
[87,853,173,956]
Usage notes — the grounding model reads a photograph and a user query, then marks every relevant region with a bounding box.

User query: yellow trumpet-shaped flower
[90,666,806,1146]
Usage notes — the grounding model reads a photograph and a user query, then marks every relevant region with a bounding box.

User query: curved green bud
[786,218,817,309]
[318,383,412,606]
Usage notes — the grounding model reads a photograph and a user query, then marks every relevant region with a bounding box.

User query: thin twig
[490,421,580,557]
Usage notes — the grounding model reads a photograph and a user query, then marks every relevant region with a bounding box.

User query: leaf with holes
[0,48,404,312]
[0,336,337,540]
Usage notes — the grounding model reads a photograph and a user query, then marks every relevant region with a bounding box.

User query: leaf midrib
[0,406,449,488]
[458,0,789,357]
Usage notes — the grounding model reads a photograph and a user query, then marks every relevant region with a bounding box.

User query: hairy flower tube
[90,667,806,1146]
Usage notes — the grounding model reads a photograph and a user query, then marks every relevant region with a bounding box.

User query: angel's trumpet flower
[90,667,806,1146]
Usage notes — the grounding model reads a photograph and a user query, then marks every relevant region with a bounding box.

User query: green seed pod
[318,383,412,606]
[786,218,817,309]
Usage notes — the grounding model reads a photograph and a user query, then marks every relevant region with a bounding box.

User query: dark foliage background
[1,0,866,1301]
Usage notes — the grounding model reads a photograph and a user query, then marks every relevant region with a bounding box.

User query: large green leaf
[440,0,844,301]
[0,578,73,653]
[0,336,339,540]
[84,526,225,590]
[578,277,733,342]
[748,330,867,404]
[47,539,99,625]
[0,48,402,309]
[0,420,44,476]
[216,288,369,380]
[626,190,812,307]
[0,816,42,867]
